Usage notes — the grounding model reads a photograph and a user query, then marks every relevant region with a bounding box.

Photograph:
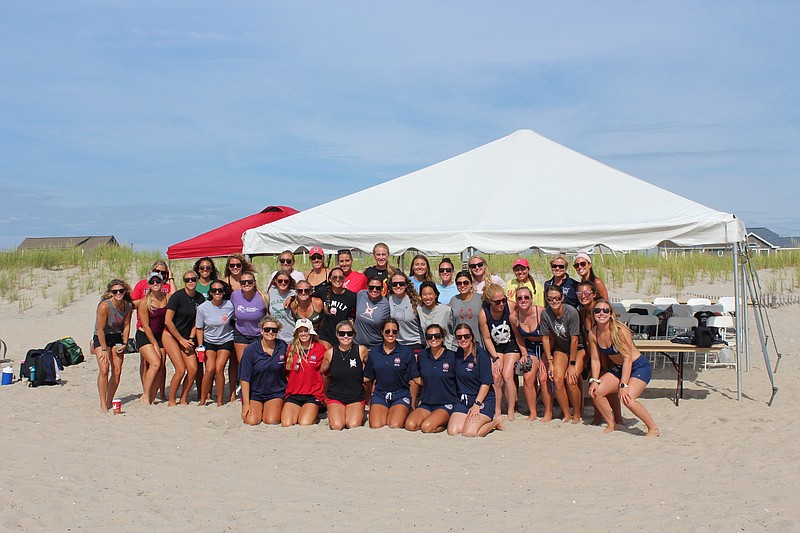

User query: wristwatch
[569,360,576,366]
[619,383,629,389]
[490,356,499,363]
[474,400,484,408]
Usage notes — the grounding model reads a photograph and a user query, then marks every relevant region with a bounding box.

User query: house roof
[17,236,118,252]
[746,227,800,248]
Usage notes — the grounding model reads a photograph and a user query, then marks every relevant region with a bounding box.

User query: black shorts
[233,331,260,345]
[93,333,124,351]
[204,340,234,352]
[285,394,321,407]
[135,329,164,349]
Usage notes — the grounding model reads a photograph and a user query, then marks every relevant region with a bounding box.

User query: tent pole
[742,246,779,405]
[733,243,742,401]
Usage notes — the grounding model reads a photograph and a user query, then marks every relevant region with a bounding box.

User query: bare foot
[494,416,506,431]
[561,417,570,423]
[507,412,515,421]
[571,416,581,424]
[168,401,177,407]
[528,416,538,422]
[541,414,553,423]
[140,396,151,406]
[602,425,616,434]
[645,428,661,438]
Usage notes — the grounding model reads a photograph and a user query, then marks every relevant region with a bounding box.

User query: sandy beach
[0,270,798,531]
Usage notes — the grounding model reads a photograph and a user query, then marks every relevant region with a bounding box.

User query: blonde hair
[469,254,500,293]
[286,323,317,370]
[101,279,132,303]
[481,283,506,305]
[596,298,630,360]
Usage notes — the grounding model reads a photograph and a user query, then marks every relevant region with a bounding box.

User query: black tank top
[326,345,365,403]
[484,303,519,354]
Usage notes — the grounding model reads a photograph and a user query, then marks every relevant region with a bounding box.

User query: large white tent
[242,129,745,255]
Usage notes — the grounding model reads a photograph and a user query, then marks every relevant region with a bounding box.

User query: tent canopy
[167,206,297,259]
[242,130,745,255]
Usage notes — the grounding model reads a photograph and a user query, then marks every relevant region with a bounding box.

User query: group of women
[91,246,659,437]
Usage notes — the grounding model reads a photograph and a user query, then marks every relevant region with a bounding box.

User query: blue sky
[1,2,798,251]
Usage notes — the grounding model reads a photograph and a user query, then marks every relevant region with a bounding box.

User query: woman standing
[588,299,660,437]
[267,272,296,344]
[364,242,394,287]
[136,272,168,405]
[467,254,505,295]
[448,271,483,347]
[338,249,367,293]
[479,284,523,420]
[388,272,423,350]
[544,255,579,308]
[320,320,369,430]
[305,246,329,291]
[196,280,235,406]
[229,271,268,402]
[409,254,433,291]
[317,267,357,350]
[281,319,326,426]
[541,285,582,423]
[405,324,458,433]
[447,324,504,437]
[193,257,219,300]
[364,318,419,428]
[418,281,456,350]
[504,258,544,307]
[222,254,254,292]
[436,258,459,304]
[288,280,325,334]
[163,271,206,405]
[573,253,609,301]
[354,277,391,348]
[240,317,288,425]
[508,286,549,421]
[93,279,133,412]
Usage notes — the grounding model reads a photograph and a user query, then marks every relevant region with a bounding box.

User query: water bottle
[29,365,36,386]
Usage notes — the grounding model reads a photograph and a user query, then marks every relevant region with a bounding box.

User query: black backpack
[45,337,85,367]
[20,348,62,387]
[692,326,715,348]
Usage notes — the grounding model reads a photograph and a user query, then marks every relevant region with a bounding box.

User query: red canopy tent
[166,206,298,259]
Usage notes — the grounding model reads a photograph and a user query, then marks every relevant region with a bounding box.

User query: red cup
[112,398,121,414]
[196,346,206,363]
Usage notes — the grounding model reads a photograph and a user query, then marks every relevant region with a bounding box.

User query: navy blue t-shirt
[417,348,458,405]
[454,346,495,401]
[544,276,579,308]
[239,339,288,401]
[364,343,419,393]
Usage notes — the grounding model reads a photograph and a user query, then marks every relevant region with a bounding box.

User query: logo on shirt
[459,308,474,321]
[467,362,474,371]
[402,397,411,405]
[442,362,450,372]
[554,321,567,339]
[393,357,401,367]
[350,359,357,368]
[221,314,229,323]
[490,322,512,344]
[361,303,377,320]
[279,354,285,362]
[310,355,317,362]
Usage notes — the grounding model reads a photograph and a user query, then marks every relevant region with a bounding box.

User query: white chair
[717,296,736,315]
[706,315,736,368]
[653,297,679,307]
[670,304,694,318]
[699,305,724,315]
[619,299,644,310]
[686,298,712,312]
[627,314,659,338]
[630,303,657,315]
[611,302,627,317]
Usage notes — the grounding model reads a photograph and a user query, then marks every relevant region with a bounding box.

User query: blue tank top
[516,306,543,352]
[594,326,619,356]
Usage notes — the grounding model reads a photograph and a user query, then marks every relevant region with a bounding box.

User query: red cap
[309,246,324,257]
[512,258,530,269]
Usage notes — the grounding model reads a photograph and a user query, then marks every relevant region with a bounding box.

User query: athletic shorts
[135,329,163,349]
[93,333,124,352]
[452,394,496,417]
[326,397,366,407]
[285,394,321,407]
[609,356,653,385]
[204,340,234,352]
[370,390,412,408]
[234,331,260,345]
[250,392,284,403]
[417,402,454,414]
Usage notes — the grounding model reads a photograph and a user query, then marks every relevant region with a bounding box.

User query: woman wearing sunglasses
[418,281,456,351]
[269,250,305,285]
[354,276,391,348]
[409,254,433,291]
[162,271,206,405]
[449,271,483,347]
[93,279,134,412]
[135,272,168,405]
[222,253,254,292]
[388,272,423,350]
[240,317,288,425]
[540,285,582,423]
[405,324,458,433]
[467,254,505,295]
[587,299,660,437]
[573,253,609,301]
[504,258,544,307]
[321,320,369,430]
[193,257,219,300]
[281,319,326,426]
[364,318,419,428]
[196,280,235,406]
[267,272,296,344]
[288,280,324,334]
[317,267,357,350]
[228,271,268,402]
[305,246,329,291]
[544,255,579,308]
[436,258,459,305]
[479,284,524,420]
[448,323,504,437]
[508,286,550,421]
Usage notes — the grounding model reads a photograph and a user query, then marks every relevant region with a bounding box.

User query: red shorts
[325,397,366,407]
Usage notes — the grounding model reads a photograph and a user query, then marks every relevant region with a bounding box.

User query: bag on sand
[20,349,62,386]
[45,337,85,367]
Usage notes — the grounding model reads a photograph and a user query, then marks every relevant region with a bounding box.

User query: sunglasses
[184,277,198,283]
[456,280,471,286]
[337,330,355,338]
[391,281,406,288]
[228,263,242,269]
[576,290,594,297]
[262,327,279,333]
[279,258,294,264]
[296,288,311,294]
[425,333,443,340]
[439,268,453,273]
[330,276,344,281]
[546,296,563,302]
[110,288,126,295]
[517,295,531,301]
[550,264,567,270]
[210,288,225,294]
[276,278,290,284]
[469,262,484,269]
[383,329,398,335]
[455,334,472,340]
[198,266,212,271]
[573,261,588,268]
[240,279,255,285]
[310,254,323,261]
[337,249,351,255]
[492,297,507,305]
[594,308,612,315]
[148,278,162,285]
[367,285,382,292]
[155,270,168,277]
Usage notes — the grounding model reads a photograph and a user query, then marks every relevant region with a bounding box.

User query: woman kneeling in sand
[240,317,288,425]
[587,299,660,437]
[281,318,326,426]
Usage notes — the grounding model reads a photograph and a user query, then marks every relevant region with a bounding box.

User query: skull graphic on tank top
[490,322,512,344]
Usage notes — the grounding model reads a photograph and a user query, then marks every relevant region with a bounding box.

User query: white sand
[0,271,798,531]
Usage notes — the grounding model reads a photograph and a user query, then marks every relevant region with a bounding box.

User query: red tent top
[166,206,298,259]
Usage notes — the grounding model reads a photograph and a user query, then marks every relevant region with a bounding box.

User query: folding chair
[717,296,736,315]
[629,303,656,315]
[706,315,736,368]
[665,316,699,368]
[670,304,694,318]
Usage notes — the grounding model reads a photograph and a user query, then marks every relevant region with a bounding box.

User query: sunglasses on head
[469,262,484,269]
[367,285,382,291]
[310,254,323,261]
[439,267,453,273]
[573,261,588,268]
[593,307,612,315]
[383,329,398,335]
[550,264,566,270]
[155,270,168,277]
[455,333,472,340]
[425,333,443,340]
[210,287,225,294]
[110,288,126,295]
[279,258,293,264]
[184,277,198,283]
[262,326,279,333]
[337,330,355,337]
